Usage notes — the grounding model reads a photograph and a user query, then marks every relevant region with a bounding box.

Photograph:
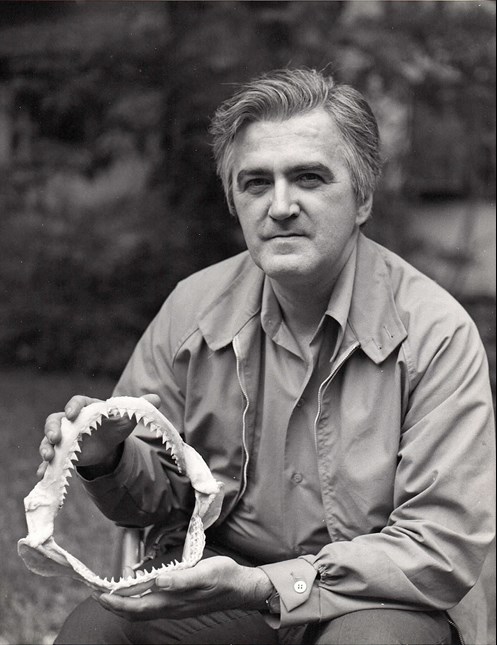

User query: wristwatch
[264,590,281,614]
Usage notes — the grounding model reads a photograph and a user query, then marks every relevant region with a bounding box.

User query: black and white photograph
[0,2,495,644]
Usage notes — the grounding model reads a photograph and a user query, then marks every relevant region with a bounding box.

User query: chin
[260,255,314,281]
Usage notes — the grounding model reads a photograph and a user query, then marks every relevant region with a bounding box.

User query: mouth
[18,396,224,597]
[267,233,305,240]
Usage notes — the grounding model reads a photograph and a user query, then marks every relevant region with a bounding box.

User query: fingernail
[65,405,73,417]
[156,576,172,589]
[47,432,55,443]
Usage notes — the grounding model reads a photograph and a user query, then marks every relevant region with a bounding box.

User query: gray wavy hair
[209,68,382,216]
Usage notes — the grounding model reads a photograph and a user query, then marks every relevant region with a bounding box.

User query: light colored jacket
[87,233,495,642]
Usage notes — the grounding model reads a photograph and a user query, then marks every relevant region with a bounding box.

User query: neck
[268,235,356,345]
[270,279,333,360]
[270,278,332,339]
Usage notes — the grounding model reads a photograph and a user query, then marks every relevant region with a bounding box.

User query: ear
[355,193,373,226]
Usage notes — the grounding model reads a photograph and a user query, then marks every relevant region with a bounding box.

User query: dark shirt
[216,246,357,563]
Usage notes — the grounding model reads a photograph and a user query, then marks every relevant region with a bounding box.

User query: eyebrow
[236,168,270,188]
[289,163,333,178]
[236,163,333,188]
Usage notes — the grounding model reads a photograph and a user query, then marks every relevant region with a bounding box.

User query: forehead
[231,108,346,170]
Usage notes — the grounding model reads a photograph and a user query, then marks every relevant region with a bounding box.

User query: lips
[266,232,305,239]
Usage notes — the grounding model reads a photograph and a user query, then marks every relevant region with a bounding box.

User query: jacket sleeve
[260,309,495,627]
[81,288,194,528]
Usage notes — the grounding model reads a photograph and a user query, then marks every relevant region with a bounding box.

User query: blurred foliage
[0,1,495,377]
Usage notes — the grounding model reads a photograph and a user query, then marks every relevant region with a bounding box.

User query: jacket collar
[197,254,265,351]
[198,233,407,363]
[346,233,407,363]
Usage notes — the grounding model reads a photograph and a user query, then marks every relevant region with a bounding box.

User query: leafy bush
[0,184,212,375]
[0,1,494,379]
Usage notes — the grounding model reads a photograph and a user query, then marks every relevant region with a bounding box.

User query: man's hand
[93,556,274,622]
[37,393,161,479]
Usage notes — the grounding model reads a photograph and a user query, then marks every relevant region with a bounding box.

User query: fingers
[37,432,57,479]
[64,395,100,421]
[37,394,161,480]
[58,394,160,427]
[155,557,230,591]
[105,393,162,429]
[38,398,98,477]
[142,393,161,409]
[36,460,48,479]
[122,566,136,580]
[44,412,65,445]
[38,411,65,477]
[39,436,54,460]
[93,557,242,621]
[40,396,100,460]
[155,569,202,591]
[94,591,170,622]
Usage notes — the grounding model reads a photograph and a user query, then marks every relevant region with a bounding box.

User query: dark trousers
[55,545,454,645]
[56,600,455,645]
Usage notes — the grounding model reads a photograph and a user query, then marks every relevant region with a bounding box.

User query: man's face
[231,108,372,290]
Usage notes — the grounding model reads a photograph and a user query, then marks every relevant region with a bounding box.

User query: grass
[0,367,118,644]
[1,366,495,644]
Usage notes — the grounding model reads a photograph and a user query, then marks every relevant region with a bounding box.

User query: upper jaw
[18,396,225,597]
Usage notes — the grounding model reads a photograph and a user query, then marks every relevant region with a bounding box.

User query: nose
[268,180,298,220]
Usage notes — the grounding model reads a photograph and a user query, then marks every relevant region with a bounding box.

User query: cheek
[236,216,260,255]
[233,199,264,234]
[235,199,258,219]
[236,210,254,233]
[314,211,357,248]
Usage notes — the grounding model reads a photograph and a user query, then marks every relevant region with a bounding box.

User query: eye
[244,178,271,194]
[296,173,323,187]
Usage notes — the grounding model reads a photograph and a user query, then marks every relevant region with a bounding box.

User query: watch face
[267,591,280,614]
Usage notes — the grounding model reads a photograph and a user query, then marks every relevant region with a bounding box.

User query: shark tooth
[18,396,224,596]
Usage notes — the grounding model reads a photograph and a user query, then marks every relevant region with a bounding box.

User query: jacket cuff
[259,558,320,627]
[78,435,140,494]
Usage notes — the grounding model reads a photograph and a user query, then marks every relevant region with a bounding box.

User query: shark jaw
[18,396,224,596]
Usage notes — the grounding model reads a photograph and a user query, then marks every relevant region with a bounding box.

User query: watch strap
[264,590,281,614]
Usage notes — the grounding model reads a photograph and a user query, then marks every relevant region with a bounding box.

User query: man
[39,68,495,644]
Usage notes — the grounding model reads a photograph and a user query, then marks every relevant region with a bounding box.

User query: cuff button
[293,580,307,593]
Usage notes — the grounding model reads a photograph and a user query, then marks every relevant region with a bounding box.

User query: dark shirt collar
[260,242,357,359]
[197,233,407,363]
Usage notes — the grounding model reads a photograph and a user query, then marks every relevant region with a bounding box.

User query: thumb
[142,393,162,410]
[155,567,207,591]
[123,566,136,580]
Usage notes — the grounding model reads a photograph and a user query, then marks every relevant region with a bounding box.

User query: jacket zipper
[233,335,250,499]
[234,337,360,488]
[445,614,466,645]
[313,341,360,451]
